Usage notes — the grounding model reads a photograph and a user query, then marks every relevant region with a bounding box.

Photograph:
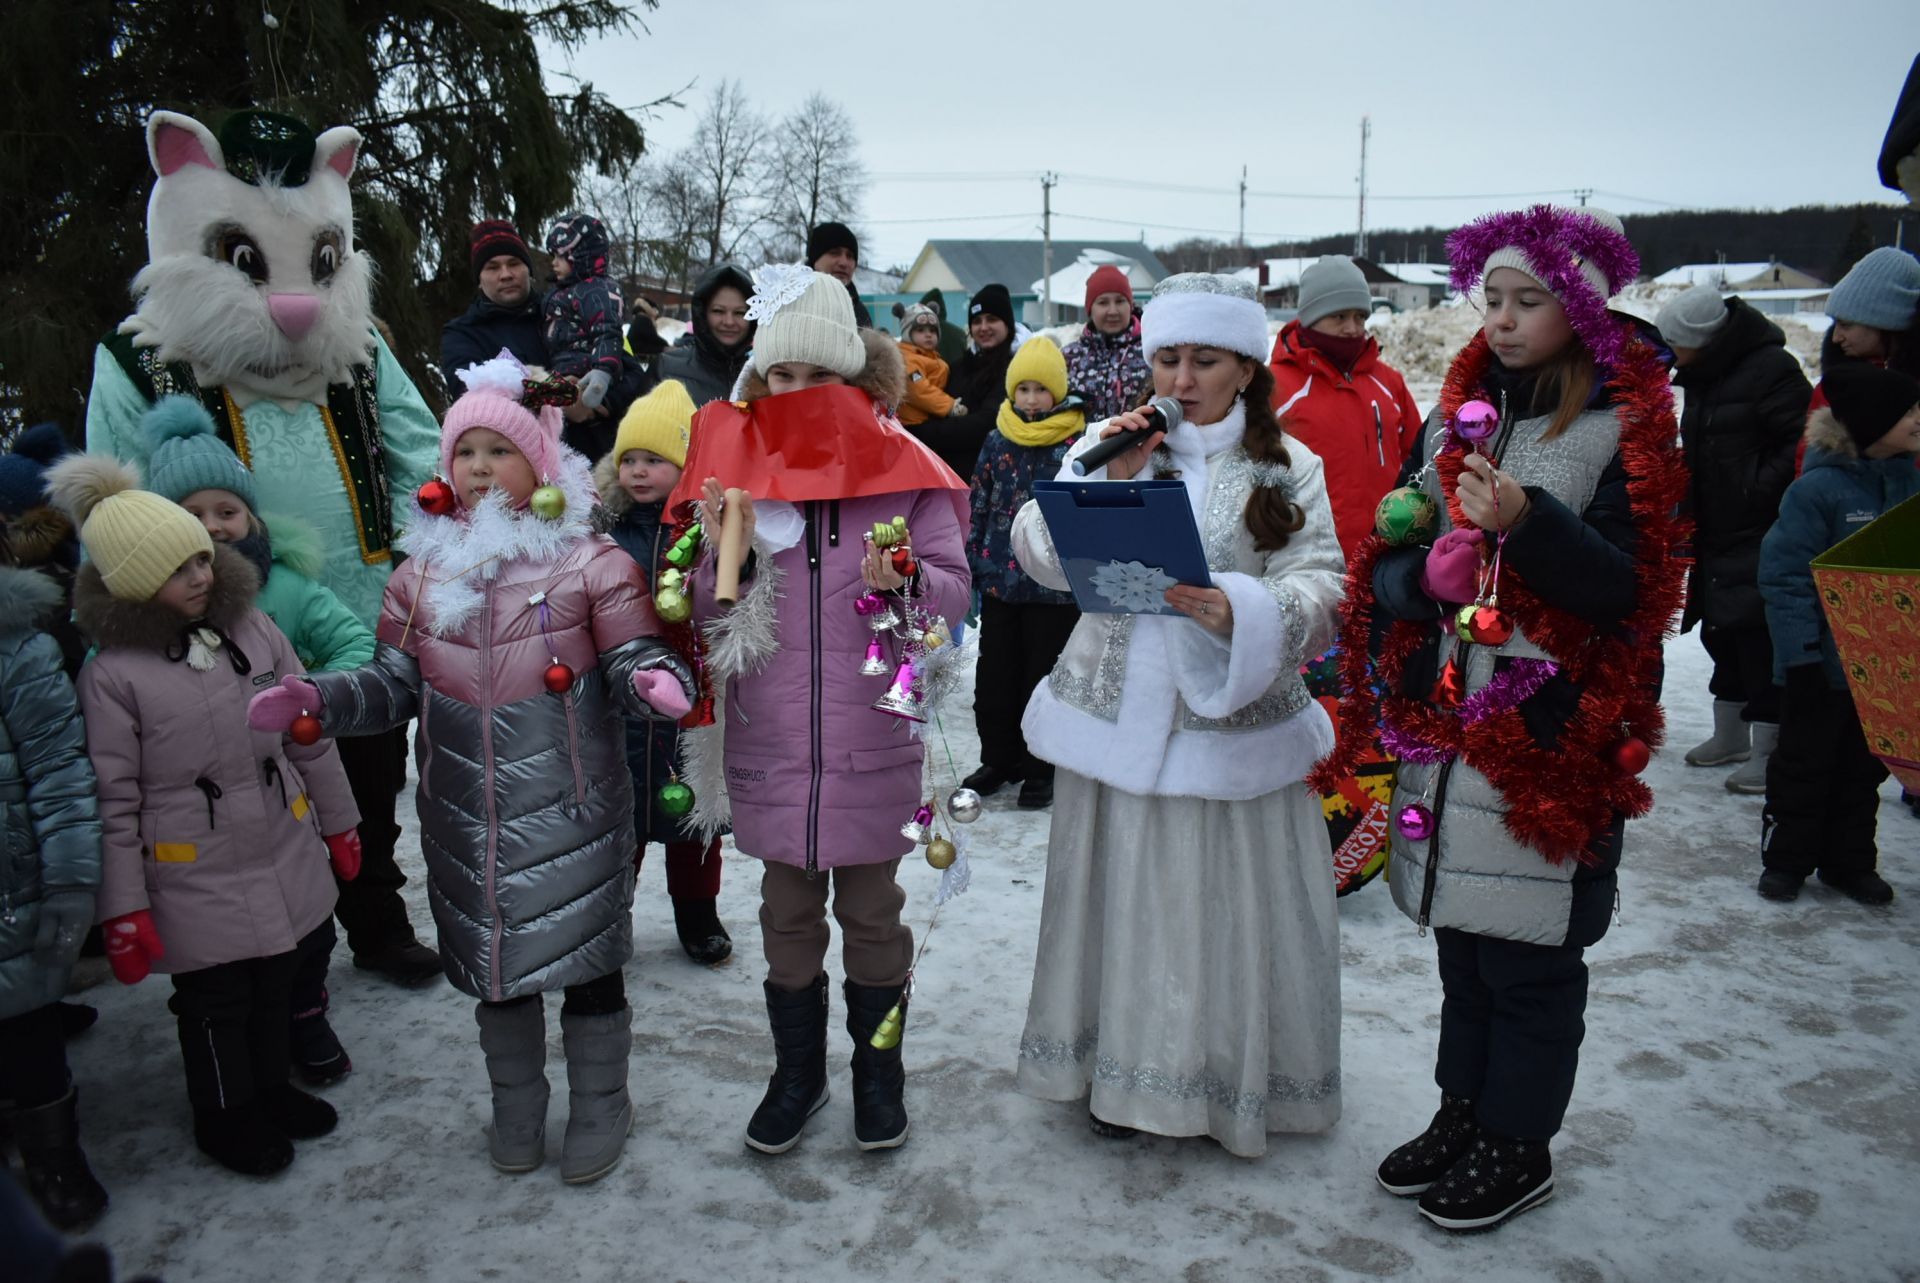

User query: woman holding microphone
[1009,273,1347,1157]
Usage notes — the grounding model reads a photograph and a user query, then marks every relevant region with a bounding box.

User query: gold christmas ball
[926,837,957,869]
[529,485,567,521]
[654,586,691,623]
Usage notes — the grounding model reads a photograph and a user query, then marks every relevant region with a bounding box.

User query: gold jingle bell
[869,1002,904,1050]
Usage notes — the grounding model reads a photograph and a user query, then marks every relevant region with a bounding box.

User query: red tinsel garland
[1309,330,1690,864]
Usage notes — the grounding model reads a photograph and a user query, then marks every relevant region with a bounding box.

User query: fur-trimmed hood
[591,452,636,522]
[73,542,260,652]
[0,564,64,638]
[0,504,77,571]
[1804,406,1860,460]
[736,329,907,411]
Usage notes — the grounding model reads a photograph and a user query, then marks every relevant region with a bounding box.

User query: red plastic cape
[667,386,969,521]
[1308,330,1690,864]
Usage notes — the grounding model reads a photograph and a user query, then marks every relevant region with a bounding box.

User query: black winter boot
[290,987,352,1086]
[192,1104,293,1177]
[745,975,830,1155]
[1417,1132,1554,1231]
[1377,1094,1479,1195]
[672,897,734,966]
[11,1087,109,1230]
[1818,869,1894,905]
[262,1083,337,1140]
[843,980,909,1152]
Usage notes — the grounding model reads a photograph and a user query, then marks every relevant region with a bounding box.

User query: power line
[867,168,1636,206]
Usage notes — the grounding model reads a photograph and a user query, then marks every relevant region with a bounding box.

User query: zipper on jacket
[562,690,586,806]
[804,501,825,878]
[828,500,840,549]
[479,584,504,1001]
[1416,757,1456,936]
[1373,403,1386,467]
[417,691,433,799]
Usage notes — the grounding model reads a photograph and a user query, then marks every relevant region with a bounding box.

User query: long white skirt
[1015,769,1342,1157]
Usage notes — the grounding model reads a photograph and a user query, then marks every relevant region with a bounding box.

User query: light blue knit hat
[1826,247,1920,330]
[141,397,257,511]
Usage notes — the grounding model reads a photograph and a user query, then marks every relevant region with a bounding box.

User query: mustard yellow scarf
[996,398,1085,447]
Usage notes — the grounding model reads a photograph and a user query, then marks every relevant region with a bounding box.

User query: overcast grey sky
[548,0,1919,272]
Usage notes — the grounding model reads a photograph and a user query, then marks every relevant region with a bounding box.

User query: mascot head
[123,110,375,403]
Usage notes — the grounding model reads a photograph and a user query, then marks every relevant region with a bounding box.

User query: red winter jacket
[1268,321,1424,560]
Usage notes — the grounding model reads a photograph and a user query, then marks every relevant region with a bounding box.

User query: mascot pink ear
[314,127,362,181]
[148,112,222,177]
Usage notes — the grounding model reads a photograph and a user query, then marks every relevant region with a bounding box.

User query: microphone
[1071,397,1184,477]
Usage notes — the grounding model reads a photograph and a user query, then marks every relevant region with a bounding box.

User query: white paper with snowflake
[1088,559,1178,613]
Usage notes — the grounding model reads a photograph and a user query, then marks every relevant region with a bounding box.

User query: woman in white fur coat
[1010,273,1347,1157]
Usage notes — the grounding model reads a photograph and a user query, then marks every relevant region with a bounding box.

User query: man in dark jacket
[655,264,757,405]
[808,221,873,328]
[439,220,547,392]
[1655,286,1812,793]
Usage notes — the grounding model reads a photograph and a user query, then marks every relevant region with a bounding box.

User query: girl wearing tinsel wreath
[1314,207,1687,1231]
[1010,273,1348,1158]
[669,267,969,1156]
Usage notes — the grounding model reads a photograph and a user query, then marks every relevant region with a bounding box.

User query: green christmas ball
[657,781,695,818]
[529,485,567,521]
[1375,486,1438,546]
[654,586,691,624]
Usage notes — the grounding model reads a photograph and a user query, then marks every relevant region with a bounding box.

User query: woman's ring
[1199,602,1209,614]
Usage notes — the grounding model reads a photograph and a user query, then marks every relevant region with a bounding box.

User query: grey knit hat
[1296,256,1373,328]
[1654,284,1730,350]
[1827,247,1920,330]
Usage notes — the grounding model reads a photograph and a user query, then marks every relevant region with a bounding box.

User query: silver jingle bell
[946,787,983,824]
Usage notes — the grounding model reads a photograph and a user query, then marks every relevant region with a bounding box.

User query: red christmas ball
[544,661,575,694]
[1612,737,1650,775]
[1465,605,1515,646]
[417,478,457,516]
[290,713,323,747]
[890,547,917,577]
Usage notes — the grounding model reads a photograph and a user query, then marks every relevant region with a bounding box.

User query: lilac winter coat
[74,548,357,974]
[690,333,971,874]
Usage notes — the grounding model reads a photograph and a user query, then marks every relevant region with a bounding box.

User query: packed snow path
[61,635,1918,1281]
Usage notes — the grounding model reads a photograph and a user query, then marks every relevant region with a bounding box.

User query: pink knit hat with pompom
[440,350,565,485]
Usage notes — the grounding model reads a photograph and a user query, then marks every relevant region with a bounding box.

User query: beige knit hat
[45,453,213,601]
[747,265,866,378]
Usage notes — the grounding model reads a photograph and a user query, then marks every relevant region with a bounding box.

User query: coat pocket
[561,691,586,806]
[847,744,924,774]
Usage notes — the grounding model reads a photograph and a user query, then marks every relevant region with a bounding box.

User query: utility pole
[1573,187,1592,207]
[1354,116,1371,259]
[1041,171,1057,326]
[1238,165,1248,264]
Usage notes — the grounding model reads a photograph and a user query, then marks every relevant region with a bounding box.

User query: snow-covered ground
[52,635,1920,1282]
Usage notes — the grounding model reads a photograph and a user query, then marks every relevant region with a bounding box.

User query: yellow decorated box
[1812,491,1920,792]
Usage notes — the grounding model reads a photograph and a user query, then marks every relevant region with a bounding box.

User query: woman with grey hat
[1654,284,1811,793]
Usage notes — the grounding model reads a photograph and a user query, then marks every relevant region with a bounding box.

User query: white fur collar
[396,448,600,636]
[1161,401,1248,518]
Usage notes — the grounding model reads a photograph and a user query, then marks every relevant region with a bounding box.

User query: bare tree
[684,80,771,267]
[767,93,866,262]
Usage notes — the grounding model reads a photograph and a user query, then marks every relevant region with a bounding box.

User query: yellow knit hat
[45,453,213,602]
[611,379,696,469]
[1006,335,1069,402]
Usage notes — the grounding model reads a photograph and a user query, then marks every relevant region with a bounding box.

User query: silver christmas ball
[946,787,983,824]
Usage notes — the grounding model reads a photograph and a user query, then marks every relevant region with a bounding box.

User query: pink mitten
[632,668,693,719]
[1420,528,1485,605]
[248,674,317,732]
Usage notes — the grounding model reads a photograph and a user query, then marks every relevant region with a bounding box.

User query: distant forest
[1157,203,1918,285]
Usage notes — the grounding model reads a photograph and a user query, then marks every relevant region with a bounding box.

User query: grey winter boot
[1684,701,1751,766]
[474,998,550,1174]
[1725,723,1777,794]
[558,1005,634,1185]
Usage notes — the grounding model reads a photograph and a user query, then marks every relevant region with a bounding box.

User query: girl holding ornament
[246,354,695,1185]
[1316,207,1687,1231]
[1009,272,1348,1159]
[596,379,733,965]
[669,266,969,1156]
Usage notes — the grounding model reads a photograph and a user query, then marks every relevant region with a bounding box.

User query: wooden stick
[714,487,748,607]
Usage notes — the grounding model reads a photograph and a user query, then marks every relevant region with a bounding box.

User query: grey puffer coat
[310,449,685,1001]
[0,567,101,1020]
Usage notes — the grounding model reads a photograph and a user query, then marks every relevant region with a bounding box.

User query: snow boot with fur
[843,980,909,1151]
[673,897,733,967]
[10,1087,108,1230]
[1724,723,1777,794]
[474,997,550,1174]
[746,974,830,1155]
[1377,1093,1479,1195]
[1417,1132,1554,1231]
[1684,701,1750,767]
[559,1005,634,1185]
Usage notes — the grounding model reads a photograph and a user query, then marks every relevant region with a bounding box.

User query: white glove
[578,368,612,410]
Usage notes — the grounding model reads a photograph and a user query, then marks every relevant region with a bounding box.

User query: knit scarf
[1308,329,1690,864]
[997,397,1085,447]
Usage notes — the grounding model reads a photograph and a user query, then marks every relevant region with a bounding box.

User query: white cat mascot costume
[86,110,439,626]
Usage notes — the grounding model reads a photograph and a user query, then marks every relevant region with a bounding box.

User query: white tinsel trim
[454,349,530,400]
[744,264,816,324]
[679,718,729,840]
[1244,457,1296,498]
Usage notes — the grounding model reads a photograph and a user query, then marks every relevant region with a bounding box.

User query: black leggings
[481,969,626,1017]
[0,1004,72,1109]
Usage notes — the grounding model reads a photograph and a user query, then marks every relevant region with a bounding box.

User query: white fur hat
[1141,273,1269,360]
[748,266,866,379]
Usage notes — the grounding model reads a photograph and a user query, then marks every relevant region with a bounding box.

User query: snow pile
[1368,300,1485,386]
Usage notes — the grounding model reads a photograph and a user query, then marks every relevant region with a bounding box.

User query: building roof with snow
[1654,262,1826,291]
[1029,248,1159,301]
[902,239,1169,297]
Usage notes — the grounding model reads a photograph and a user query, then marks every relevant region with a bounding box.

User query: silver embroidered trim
[1047,614,1133,721]
[1180,679,1312,732]
[1154,272,1261,303]
[1021,1025,1340,1120]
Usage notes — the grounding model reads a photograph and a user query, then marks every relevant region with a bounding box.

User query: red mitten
[1420,528,1485,606]
[104,910,163,985]
[324,830,362,881]
[248,674,317,733]
[633,668,693,719]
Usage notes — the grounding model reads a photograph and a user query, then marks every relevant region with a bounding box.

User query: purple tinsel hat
[1447,205,1640,371]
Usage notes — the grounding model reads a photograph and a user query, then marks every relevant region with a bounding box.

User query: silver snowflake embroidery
[1089,559,1177,612]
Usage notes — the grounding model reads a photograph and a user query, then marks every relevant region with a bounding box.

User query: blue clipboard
[1031,479,1213,615]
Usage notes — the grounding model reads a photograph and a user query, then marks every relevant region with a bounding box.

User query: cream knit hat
[748,266,866,378]
[45,453,214,602]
